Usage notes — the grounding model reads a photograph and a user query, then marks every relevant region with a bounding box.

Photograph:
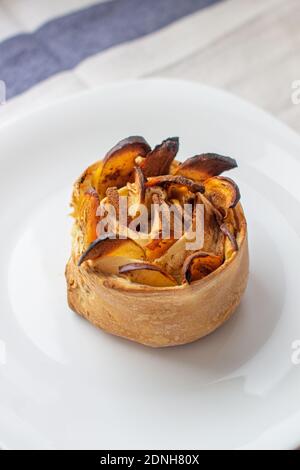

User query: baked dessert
[65,136,249,347]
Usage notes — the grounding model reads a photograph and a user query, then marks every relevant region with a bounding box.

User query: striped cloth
[1,0,299,134]
[0,0,223,123]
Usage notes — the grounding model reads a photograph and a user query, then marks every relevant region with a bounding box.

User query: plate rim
[1,77,300,147]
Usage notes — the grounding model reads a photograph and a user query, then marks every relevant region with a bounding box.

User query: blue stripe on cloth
[0,0,223,99]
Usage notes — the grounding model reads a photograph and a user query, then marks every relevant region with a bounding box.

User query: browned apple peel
[78,233,146,266]
[182,251,223,284]
[140,137,179,177]
[204,176,240,216]
[119,262,178,287]
[146,175,204,194]
[175,153,237,182]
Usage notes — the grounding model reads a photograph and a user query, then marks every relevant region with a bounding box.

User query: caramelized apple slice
[78,161,103,188]
[145,238,177,261]
[146,175,204,193]
[182,251,223,284]
[77,188,100,247]
[72,161,102,218]
[140,137,179,177]
[97,136,151,197]
[175,153,237,182]
[119,262,178,287]
[78,233,145,266]
[204,176,240,216]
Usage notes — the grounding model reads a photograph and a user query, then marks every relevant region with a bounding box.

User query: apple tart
[66,136,249,347]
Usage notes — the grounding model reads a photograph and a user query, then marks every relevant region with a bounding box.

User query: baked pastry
[66,136,249,347]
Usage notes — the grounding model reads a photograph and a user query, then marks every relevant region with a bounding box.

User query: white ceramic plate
[1,79,300,450]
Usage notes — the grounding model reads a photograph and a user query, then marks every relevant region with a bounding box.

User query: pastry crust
[66,137,249,347]
[66,203,249,348]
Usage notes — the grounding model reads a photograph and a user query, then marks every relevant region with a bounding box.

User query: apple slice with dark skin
[119,262,178,287]
[78,232,146,266]
[92,256,145,276]
[175,153,237,182]
[182,251,223,284]
[140,137,179,177]
[204,176,240,216]
[97,136,151,197]
[145,175,204,194]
